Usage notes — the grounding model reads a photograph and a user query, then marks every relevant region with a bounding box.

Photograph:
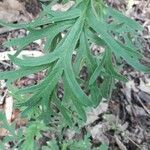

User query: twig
[5,96,13,123]
[136,95,150,115]
[115,135,127,150]
[127,136,141,150]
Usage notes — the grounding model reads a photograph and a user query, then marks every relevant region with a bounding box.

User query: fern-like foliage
[0,0,149,125]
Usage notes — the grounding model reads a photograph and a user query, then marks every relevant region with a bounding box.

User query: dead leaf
[0,128,8,138]
[87,123,109,145]
[138,79,150,93]
[86,101,108,125]
[0,0,24,22]
[115,135,127,150]
[51,1,75,12]
[4,97,13,123]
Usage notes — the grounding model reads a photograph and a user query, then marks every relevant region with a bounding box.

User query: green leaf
[21,121,46,150]
[0,0,148,136]
[89,51,106,85]
[0,65,48,80]
[64,59,92,106]
[100,144,109,150]
[20,63,62,100]
[5,20,73,56]
[54,96,73,126]
[17,60,63,117]
[9,51,59,67]
[89,65,102,85]
[90,83,102,106]
[0,19,29,29]
[0,112,16,137]
[86,29,106,47]
[45,140,59,150]
[60,15,92,106]
[101,75,114,99]
[28,7,80,28]
[87,9,150,73]
[91,0,105,19]
[80,31,96,74]
[104,49,128,82]
[107,7,143,31]
[0,7,80,29]
[63,76,87,121]
[72,97,87,121]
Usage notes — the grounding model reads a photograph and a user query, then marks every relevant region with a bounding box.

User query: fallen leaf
[4,97,13,123]
[51,1,75,12]
[86,101,108,125]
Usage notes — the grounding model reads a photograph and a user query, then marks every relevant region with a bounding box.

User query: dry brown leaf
[11,109,28,127]
[87,123,109,144]
[4,0,23,11]
[0,0,24,22]
[0,128,8,137]
[4,97,13,123]
[85,101,108,125]
[51,1,75,12]
[0,0,39,22]
[138,79,150,93]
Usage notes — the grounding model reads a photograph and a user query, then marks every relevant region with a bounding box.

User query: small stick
[136,95,150,115]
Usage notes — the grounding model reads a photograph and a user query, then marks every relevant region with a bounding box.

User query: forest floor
[0,0,150,150]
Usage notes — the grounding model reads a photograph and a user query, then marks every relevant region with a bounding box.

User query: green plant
[0,0,149,148]
[0,0,149,123]
[0,112,48,149]
[42,135,108,150]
